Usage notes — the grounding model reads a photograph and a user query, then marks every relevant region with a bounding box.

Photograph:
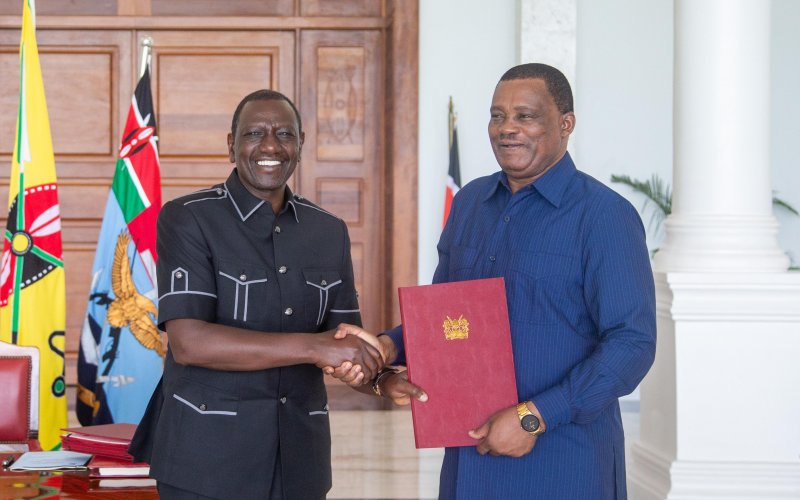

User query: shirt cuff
[532,385,571,431]
[384,325,406,366]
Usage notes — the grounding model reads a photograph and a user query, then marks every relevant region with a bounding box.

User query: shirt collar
[224,169,300,223]
[483,151,576,208]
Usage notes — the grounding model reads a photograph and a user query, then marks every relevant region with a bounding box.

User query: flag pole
[448,96,455,148]
[139,36,153,78]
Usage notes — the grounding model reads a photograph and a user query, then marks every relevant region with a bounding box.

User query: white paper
[9,451,92,471]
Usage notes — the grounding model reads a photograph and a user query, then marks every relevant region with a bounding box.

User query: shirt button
[489,256,496,262]
[284,307,293,316]
[321,280,327,286]
[175,271,183,279]
[274,226,281,233]
[504,215,510,222]
[239,274,247,281]
[216,188,223,195]
[280,396,287,404]
[199,403,207,411]
[278,266,287,274]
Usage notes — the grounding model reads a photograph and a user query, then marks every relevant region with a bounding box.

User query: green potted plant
[610,174,799,267]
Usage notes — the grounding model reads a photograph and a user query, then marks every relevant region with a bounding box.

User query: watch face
[521,414,540,433]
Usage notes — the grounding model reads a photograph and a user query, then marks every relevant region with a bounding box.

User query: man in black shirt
[131,89,383,499]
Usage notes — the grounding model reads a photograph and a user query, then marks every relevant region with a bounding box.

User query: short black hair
[499,63,573,114]
[230,89,302,136]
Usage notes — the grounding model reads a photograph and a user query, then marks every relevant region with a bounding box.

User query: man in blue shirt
[332,63,656,499]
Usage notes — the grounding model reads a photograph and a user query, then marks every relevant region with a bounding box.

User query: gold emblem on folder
[443,315,469,340]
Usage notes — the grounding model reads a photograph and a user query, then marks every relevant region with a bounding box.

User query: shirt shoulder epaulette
[172,184,228,206]
[290,194,343,222]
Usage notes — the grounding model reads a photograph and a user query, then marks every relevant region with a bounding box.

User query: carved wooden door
[0,1,418,402]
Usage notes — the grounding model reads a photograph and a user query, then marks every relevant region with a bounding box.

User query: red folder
[399,277,518,448]
[61,423,138,461]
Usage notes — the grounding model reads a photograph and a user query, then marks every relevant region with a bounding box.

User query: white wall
[772,0,800,267]
[575,0,674,254]
[417,0,518,283]
[419,0,800,272]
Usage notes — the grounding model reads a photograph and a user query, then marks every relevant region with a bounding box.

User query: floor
[327,400,641,499]
[65,388,641,500]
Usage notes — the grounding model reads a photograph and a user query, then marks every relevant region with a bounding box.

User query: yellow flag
[0,0,67,451]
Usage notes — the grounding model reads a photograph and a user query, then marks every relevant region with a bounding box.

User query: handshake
[315,323,427,405]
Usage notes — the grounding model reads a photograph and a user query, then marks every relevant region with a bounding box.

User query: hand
[333,323,396,364]
[378,370,428,406]
[313,329,384,382]
[468,404,541,457]
[323,324,396,386]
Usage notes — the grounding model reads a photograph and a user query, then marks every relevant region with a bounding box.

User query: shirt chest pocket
[508,251,578,326]
[303,269,342,327]
[215,261,271,325]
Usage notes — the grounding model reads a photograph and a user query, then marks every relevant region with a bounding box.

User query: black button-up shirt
[133,169,360,500]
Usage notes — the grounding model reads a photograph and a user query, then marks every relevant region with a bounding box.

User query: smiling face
[227,98,305,208]
[488,78,575,193]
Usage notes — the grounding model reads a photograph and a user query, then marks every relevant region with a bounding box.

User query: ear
[227,133,235,163]
[560,112,576,137]
[298,131,305,162]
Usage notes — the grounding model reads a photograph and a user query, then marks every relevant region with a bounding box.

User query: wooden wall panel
[0,30,131,162]
[316,178,363,224]
[0,51,114,156]
[317,47,365,161]
[300,0,381,17]
[142,30,294,185]
[151,0,294,17]
[157,53,272,156]
[0,1,117,16]
[300,30,383,333]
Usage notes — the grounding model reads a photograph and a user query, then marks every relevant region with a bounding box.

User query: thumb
[333,323,360,340]
[468,421,489,440]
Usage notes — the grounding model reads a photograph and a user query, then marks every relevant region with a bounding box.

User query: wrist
[377,333,397,364]
[371,367,398,397]
[526,401,546,432]
[517,400,546,436]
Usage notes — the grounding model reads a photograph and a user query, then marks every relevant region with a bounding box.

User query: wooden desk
[1,461,158,499]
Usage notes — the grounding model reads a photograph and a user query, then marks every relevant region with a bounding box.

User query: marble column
[653,0,787,273]
[630,1,800,498]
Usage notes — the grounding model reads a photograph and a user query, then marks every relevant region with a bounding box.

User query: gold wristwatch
[516,401,545,436]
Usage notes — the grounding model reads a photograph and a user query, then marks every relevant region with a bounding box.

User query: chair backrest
[0,341,40,442]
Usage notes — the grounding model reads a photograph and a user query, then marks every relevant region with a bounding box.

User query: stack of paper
[60,423,151,487]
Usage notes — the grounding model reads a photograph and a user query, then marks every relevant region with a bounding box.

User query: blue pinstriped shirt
[388,152,656,499]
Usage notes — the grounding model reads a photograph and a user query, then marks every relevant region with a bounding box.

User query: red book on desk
[399,277,518,448]
[61,423,138,461]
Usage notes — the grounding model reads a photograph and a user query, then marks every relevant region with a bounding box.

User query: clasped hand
[321,324,538,458]
[315,325,386,383]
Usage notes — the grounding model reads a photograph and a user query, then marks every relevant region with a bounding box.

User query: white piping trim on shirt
[293,200,339,219]
[218,271,268,321]
[224,182,265,222]
[306,279,342,326]
[182,187,227,206]
[159,290,217,301]
[173,394,237,416]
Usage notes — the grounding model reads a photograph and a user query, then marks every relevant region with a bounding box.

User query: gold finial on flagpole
[139,36,153,79]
